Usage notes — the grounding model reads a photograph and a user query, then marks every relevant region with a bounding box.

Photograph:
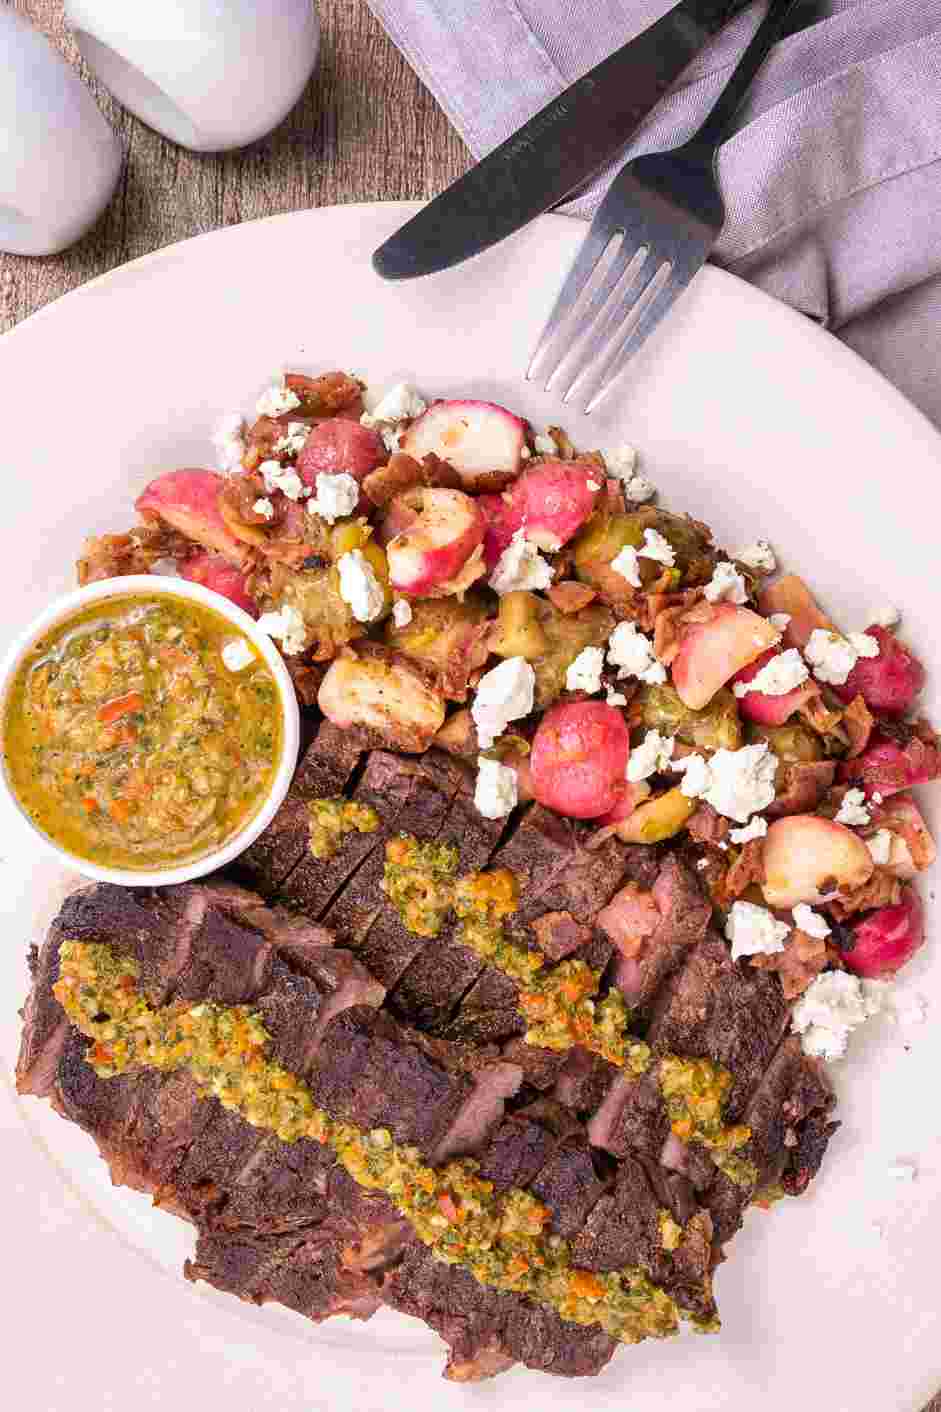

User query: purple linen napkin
[366,0,941,427]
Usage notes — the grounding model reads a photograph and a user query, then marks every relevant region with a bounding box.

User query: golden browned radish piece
[318,649,445,752]
[758,574,833,649]
[671,605,779,710]
[761,815,873,909]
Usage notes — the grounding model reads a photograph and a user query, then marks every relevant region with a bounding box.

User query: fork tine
[527,224,631,384]
[581,262,687,414]
[543,243,651,393]
[559,254,666,405]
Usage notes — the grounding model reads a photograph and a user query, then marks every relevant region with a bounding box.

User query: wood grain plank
[0,0,469,331]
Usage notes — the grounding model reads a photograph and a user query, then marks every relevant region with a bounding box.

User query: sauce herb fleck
[308,797,380,859]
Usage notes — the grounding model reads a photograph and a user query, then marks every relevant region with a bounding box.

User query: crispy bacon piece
[842,694,874,759]
[76,522,192,585]
[285,370,364,418]
[751,930,828,999]
[766,761,837,819]
[827,870,903,921]
[362,452,461,508]
[685,803,729,847]
[798,692,848,749]
[547,581,597,614]
[720,839,766,904]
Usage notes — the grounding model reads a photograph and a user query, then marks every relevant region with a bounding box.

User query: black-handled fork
[527,0,798,413]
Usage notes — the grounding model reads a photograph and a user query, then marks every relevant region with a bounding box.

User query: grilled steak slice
[476,1115,559,1192]
[588,1069,670,1162]
[647,934,789,1120]
[382,1243,618,1380]
[234,721,365,894]
[277,749,423,921]
[439,968,526,1046]
[500,1036,566,1090]
[211,1134,334,1234]
[602,857,712,1013]
[530,1143,609,1239]
[570,1155,715,1321]
[553,1047,619,1114]
[171,905,274,1005]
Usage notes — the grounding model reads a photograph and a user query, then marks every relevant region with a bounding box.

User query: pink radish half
[387,486,485,596]
[136,469,247,565]
[402,400,526,490]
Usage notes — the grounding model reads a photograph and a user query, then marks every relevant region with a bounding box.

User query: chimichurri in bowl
[0,576,299,885]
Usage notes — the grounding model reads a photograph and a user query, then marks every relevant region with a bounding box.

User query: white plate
[1,203,939,1412]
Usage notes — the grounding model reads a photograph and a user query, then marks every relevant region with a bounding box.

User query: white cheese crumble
[606,690,628,707]
[610,544,642,588]
[733,648,809,698]
[791,971,887,1060]
[607,622,667,685]
[604,444,637,479]
[792,903,831,939]
[624,472,656,502]
[872,791,884,805]
[252,497,275,520]
[392,599,413,628]
[736,540,776,573]
[867,829,893,865]
[256,605,307,656]
[627,729,675,783]
[834,787,871,827]
[307,472,360,524]
[489,529,554,595]
[804,628,879,686]
[474,756,518,819]
[870,605,900,629]
[256,378,301,418]
[533,432,557,456]
[337,549,385,624]
[728,815,768,845]
[586,479,601,491]
[725,901,790,960]
[888,1160,917,1182]
[361,383,427,452]
[637,527,675,567]
[472,657,535,750]
[768,613,792,633]
[703,560,749,605]
[566,645,605,695]
[212,411,246,472]
[671,743,777,821]
[273,421,310,457]
[260,459,305,501]
[221,639,255,673]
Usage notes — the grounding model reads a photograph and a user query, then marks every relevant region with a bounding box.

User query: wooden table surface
[2,5,938,1410]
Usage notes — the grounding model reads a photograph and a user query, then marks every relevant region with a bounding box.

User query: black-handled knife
[373,0,756,281]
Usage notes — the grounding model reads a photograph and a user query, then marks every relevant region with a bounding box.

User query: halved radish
[671,604,780,710]
[386,486,485,597]
[831,625,925,716]
[761,815,873,909]
[840,889,924,978]
[842,731,941,799]
[511,460,601,550]
[136,469,247,564]
[479,492,524,570]
[180,552,257,616]
[297,418,385,485]
[402,400,526,491]
[758,574,832,649]
[530,701,630,819]
[731,647,815,726]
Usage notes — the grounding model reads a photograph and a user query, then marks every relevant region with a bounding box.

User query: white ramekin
[0,575,300,888]
[62,0,321,153]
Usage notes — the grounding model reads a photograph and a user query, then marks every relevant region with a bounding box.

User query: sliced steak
[588,1068,670,1162]
[233,721,365,894]
[170,904,273,1005]
[647,934,789,1120]
[553,1047,618,1114]
[601,857,712,1012]
[211,1135,334,1234]
[476,1115,560,1193]
[530,1143,609,1239]
[440,968,525,1046]
[499,1036,566,1090]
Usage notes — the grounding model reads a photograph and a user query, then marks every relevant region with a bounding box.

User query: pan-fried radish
[386,487,485,597]
[318,650,445,751]
[831,625,925,716]
[840,888,924,978]
[136,469,247,564]
[671,604,780,710]
[297,418,385,486]
[530,701,630,819]
[402,400,526,491]
[511,460,601,550]
[731,647,815,726]
[762,815,873,909]
[180,552,257,616]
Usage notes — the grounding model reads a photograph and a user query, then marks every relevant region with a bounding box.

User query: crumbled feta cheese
[610,544,641,588]
[337,549,385,624]
[768,613,791,633]
[624,472,656,502]
[703,560,749,605]
[870,605,901,629]
[604,444,637,479]
[260,459,305,501]
[607,622,667,685]
[273,421,310,457]
[792,903,831,939]
[804,628,879,686]
[252,497,275,520]
[672,752,713,799]
[472,657,535,750]
[489,529,553,595]
[606,690,628,707]
[888,1160,917,1182]
[696,858,710,871]
[212,411,246,472]
[392,599,413,628]
[725,901,790,960]
[867,829,893,865]
[729,815,768,845]
[637,527,675,567]
[307,471,360,524]
[533,432,557,456]
[566,646,605,695]
[586,479,601,491]
[733,648,808,698]
[672,743,777,822]
[791,970,886,1060]
[834,788,871,827]
[256,605,307,656]
[474,756,518,819]
[221,638,255,673]
[736,540,776,574]
[627,729,675,783]
[256,378,301,418]
[364,382,427,426]
[872,791,884,805]
[520,446,531,460]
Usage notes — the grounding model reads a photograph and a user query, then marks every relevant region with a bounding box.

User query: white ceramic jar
[0,9,122,256]
[63,0,321,153]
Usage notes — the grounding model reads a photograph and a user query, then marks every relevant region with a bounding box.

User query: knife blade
[373,0,754,280]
